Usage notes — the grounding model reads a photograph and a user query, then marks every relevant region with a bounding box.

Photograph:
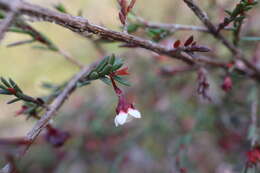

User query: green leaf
[224,10,232,16]
[99,64,113,76]
[54,3,68,13]
[34,33,58,51]
[41,82,56,89]
[127,23,140,33]
[0,77,11,87]
[8,78,23,93]
[8,27,31,35]
[7,98,22,104]
[244,6,253,11]
[112,58,123,71]
[114,76,131,86]
[0,84,7,90]
[109,54,116,65]
[0,10,5,19]
[146,28,170,42]
[77,80,91,87]
[100,77,111,86]
[95,56,109,72]
[235,16,245,22]
[32,46,51,51]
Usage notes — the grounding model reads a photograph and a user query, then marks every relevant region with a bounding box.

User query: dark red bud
[180,168,187,173]
[7,88,16,94]
[127,0,137,13]
[119,0,128,15]
[45,126,70,148]
[119,12,126,25]
[221,76,232,92]
[15,105,28,116]
[173,40,181,48]
[191,41,197,46]
[246,146,260,166]
[184,35,194,47]
[226,62,234,69]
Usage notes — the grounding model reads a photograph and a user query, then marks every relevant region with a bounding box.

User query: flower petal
[128,108,141,118]
[114,112,128,126]
[114,117,119,127]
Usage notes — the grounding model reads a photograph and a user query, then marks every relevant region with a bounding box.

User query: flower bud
[45,125,70,148]
[221,76,232,92]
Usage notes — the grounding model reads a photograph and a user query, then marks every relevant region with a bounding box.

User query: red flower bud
[191,41,197,46]
[119,12,126,25]
[221,76,232,92]
[115,67,129,76]
[7,88,16,94]
[173,40,181,48]
[226,62,234,69]
[247,146,260,166]
[45,125,70,148]
[184,35,194,47]
[248,0,254,4]
[180,168,187,173]
[15,105,28,116]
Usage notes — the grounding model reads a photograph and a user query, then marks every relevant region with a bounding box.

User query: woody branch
[0,0,259,80]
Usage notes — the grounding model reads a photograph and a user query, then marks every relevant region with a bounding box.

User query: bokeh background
[0,0,260,172]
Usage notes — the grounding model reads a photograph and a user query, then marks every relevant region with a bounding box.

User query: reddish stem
[109,75,122,96]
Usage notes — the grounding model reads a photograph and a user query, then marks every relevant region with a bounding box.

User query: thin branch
[0,0,21,42]
[135,16,233,33]
[250,94,258,146]
[182,0,260,78]
[0,12,16,41]
[57,48,84,68]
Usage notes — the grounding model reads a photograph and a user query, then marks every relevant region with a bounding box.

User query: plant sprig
[0,77,45,106]
[218,0,258,45]
[79,54,130,87]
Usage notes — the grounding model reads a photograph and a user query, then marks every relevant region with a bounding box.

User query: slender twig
[250,95,258,146]
[182,0,260,77]
[57,48,84,68]
[135,16,233,33]
[0,12,16,41]
[0,0,21,42]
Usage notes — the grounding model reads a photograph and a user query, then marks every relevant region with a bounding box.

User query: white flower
[114,108,141,127]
